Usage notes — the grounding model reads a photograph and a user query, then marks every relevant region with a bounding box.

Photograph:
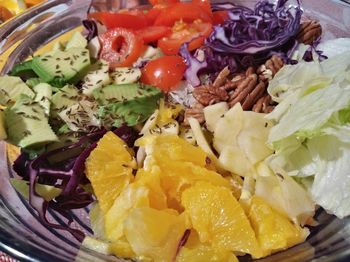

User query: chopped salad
[1,0,350,261]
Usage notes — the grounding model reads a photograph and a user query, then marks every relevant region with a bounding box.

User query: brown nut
[228,74,259,107]
[213,66,231,88]
[193,85,229,106]
[257,55,284,82]
[296,20,322,45]
[184,103,205,125]
[253,95,275,113]
[241,81,266,110]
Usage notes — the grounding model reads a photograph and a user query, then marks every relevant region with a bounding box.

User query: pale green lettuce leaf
[268,84,350,145]
[307,136,350,218]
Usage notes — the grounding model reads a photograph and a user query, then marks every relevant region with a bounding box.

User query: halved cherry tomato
[158,20,213,55]
[213,11,230,25]
[148,0,179,5]
[136,26,171,43]
[154,2,213,26]
[141,56,186,92]
[145,8,163,25]
[89,12,148,30]
[99,28,145,68]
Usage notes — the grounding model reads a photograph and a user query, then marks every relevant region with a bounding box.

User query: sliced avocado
[32,47,91,84]
[99,93,162,128]
[49,77,68,89]
[9,60,37,79]
[93,83,162,105]
[5,95,58,148]
[51,85,80,118]
[0,110,7,140]
[33,83,52,116]
[65,32,88,50]
[110,67,141,85]
[26,78,43,88]
[82,60,111,96]
[10,178,62,202]
[0,76,35,106]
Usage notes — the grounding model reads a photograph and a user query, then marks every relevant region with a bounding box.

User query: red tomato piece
[145,7,163,25]
[99,28,145,68]
[193,0,213,18]
[89,12,148,30]
[154,2,213,26]
[141,56,186,92]
[213,11,230,25]
[158,21,213,55]
[148,0,179,5]
[136,26,171,43]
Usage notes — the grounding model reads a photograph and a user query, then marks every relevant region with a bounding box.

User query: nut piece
[193,85,229,106]
[184,103,205,125]
[253,95,275,113]
[296,20,322,45]
[257,55,284,82]
[213,66,231,88]
[228,74,266,110]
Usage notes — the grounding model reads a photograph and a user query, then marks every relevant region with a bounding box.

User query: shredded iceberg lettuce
[266,50,350,218]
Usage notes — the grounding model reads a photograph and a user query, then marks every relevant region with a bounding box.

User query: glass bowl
[0,0,350,261]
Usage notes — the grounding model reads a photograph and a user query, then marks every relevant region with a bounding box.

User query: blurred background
[0,0,45,23]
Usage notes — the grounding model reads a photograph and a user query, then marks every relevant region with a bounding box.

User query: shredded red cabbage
[180,43,208,87]
[180,0,303,86]
[13,126,139,241]
[175,229,191,256]
[302,37,328,62]
[82,19,98,42]
[207,0,302,54]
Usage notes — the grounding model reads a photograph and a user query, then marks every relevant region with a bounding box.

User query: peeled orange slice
[85,131,136,214]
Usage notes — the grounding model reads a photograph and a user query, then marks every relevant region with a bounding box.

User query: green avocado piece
[93,83,162,105]
[0,76,35,106]
[32,47,90,84]
[98,93,163,128]
[9,60,37,79]
[10,178,62,202]
[50,85,80,118]
[5,95,58,148]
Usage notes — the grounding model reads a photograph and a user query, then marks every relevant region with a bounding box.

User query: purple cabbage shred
[181,0,304,86]
[82,19,98,42]
[13,126,139,241]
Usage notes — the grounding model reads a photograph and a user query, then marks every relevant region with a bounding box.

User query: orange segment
[136,134,209,167]
[85,131,136,214]
[134,168,168,210]
[248,196,309,257]
[124,207,188,262]
[182,181,263,258]
[105,184,150,242]
[157,161,232,211]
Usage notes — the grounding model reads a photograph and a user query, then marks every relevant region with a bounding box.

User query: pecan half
[253,95,275,113]
[296,20,322,45]
[228,74,266,110]
[242,81,266,110]
[193,85,229,106]
[184,103,205,125]
[229,74,258,107]
[213,66,231,88]
[257,55,284,82]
